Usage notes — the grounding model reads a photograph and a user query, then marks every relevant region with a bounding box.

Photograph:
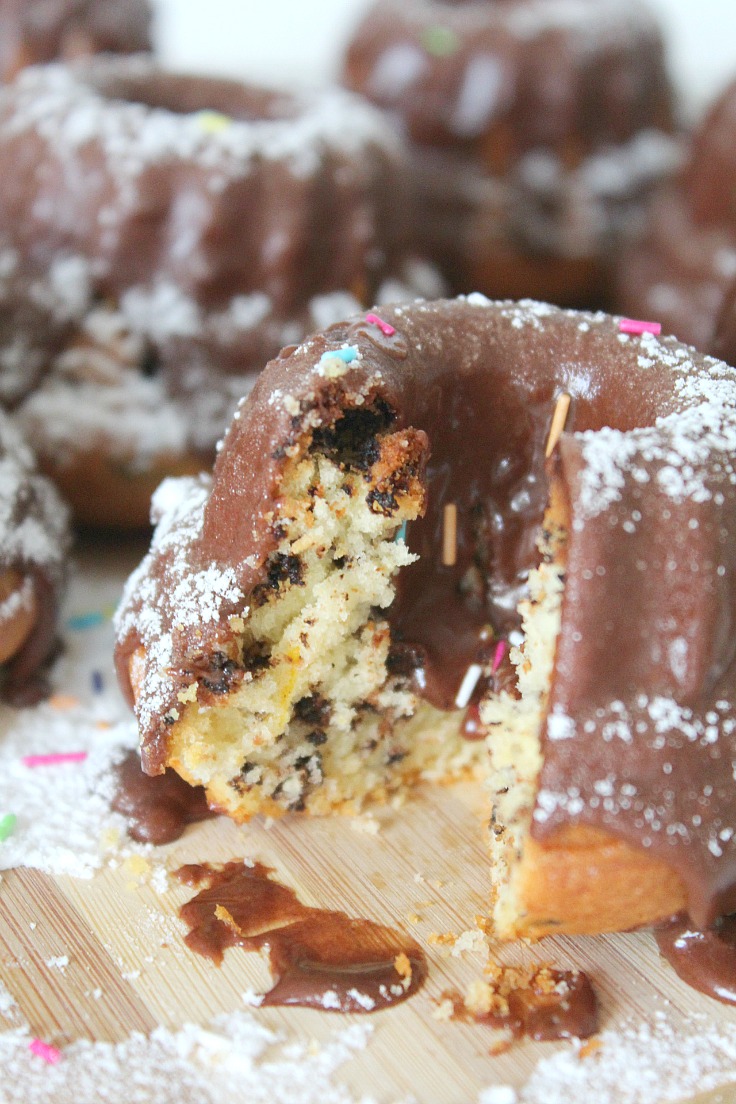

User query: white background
[152,0,736,122]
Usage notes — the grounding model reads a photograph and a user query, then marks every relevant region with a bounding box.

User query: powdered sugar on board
[4,541,736,1104]
[0,539,156,878]
[0,1010,374,1104]
[479,1014,736,1104]
[0,700,136,878]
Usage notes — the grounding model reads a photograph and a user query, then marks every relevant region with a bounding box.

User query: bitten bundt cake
[617,79,736,364]
[115,296,736,940]
[0,410,70,705]
[0,56,438,527]
[0,0,152,83]
[342,0,679,306]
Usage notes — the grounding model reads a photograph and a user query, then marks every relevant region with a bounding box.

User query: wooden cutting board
[1,538,736,1103]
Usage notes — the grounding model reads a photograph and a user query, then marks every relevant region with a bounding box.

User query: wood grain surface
[2,539,736,1103]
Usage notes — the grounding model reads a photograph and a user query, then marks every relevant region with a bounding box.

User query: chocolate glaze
[0,415,70,703]
[450,968,598,1041]
[617,80,736,362]
[656,913,736,1005]
[175,861,427,1012]
[0,0,152,84]
[343,0,676,296]
[115,298,736,929]
[112,749,215,845]
[0,56,415,454]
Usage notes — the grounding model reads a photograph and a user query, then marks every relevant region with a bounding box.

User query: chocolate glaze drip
[656,913,736,1005]
[391,387,548,709]
[112,749,215,845]
[460,969,598,1042]
[499,970,598,1042]
[115,298,736,929]
[175,862,427,1012]
[462,653,518,740]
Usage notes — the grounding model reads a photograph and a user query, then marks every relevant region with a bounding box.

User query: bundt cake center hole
[96,73,300,124]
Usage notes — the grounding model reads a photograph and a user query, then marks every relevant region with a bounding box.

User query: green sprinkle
[421,25,461,57]
[395,522,408,543]
[0,814,17,842]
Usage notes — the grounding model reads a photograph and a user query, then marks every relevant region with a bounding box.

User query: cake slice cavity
[164,412,485,819]
[481,492,567,939]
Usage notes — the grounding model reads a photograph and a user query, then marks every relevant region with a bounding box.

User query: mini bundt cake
[342,0,679,306]
[115,297,736,939]
[0,56,438,527]
[617,79,736,363]
[0,0,152,83]
[0,410,70,705]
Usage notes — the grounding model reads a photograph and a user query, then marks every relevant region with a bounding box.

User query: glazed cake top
[116,296,736,927]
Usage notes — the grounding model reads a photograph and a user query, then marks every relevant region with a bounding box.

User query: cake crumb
[451,928,487,957]
[428,932,456,947]
[393,953,412,990]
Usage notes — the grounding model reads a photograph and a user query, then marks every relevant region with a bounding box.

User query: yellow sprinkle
[196,110,233,134]
[177,683,198,704]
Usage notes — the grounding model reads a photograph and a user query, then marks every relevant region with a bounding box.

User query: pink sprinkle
[492,641,506,673]
[22,752,88,768]
[619,317,662,336]
[365,312,396,337]
[29,1039,62,1064]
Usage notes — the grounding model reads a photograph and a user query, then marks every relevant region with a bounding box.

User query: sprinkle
[455,664,483,709]
[318,345,360,378]
[421,25,461,56]
[22,752,88,768]
[395,521,408,543]
[442,503,458,566]
[0,813,17,841]
[48,694,80,711]
[492,641,506,673]
[319,345,359,365]
[545,392,572,458]
[195,110,233,134]
[66,611,106,631]
[365,313,396,336]
[619,318,662,336]
[29,1039,62,1064]
[91,670,104,694]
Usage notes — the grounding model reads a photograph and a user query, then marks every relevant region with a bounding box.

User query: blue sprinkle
[319,345,359,365]
[395,522,408,543]
[92,670,104,694]
[66,611,106,631]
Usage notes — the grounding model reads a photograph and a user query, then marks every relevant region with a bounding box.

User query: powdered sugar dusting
[114,475,245,739]
[0,413,69,585]
[4,59,400,185]
[0,698,136,878]
[0,1011,373,1104]
[479,1015,736,1103]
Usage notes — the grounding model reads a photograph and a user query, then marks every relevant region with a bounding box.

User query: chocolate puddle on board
[174,861,427,1012]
